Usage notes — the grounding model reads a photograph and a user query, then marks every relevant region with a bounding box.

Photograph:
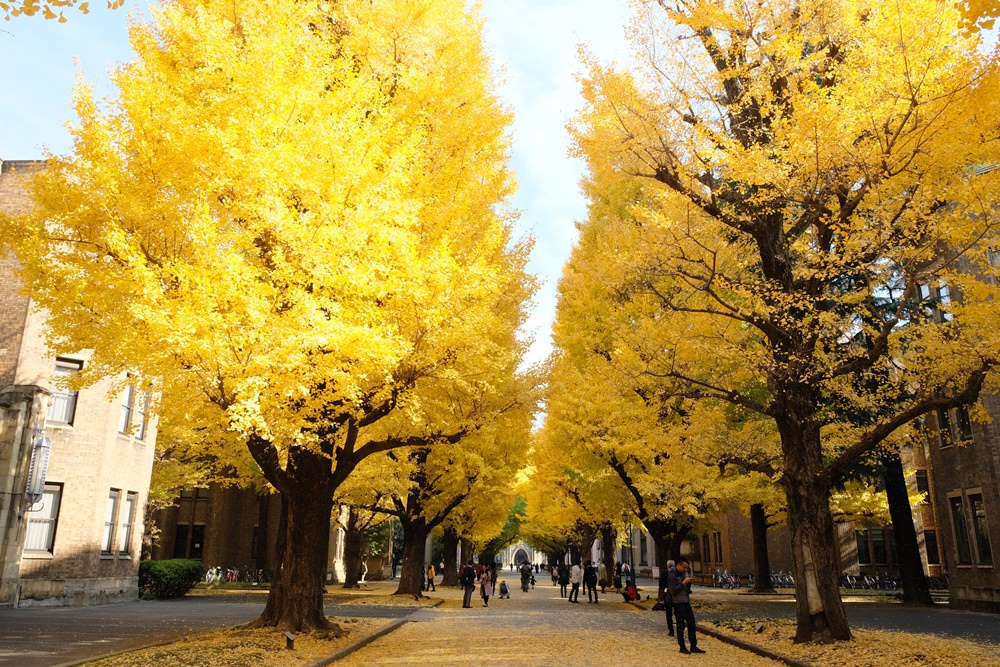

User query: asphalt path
[0,593,411,667]
[1,578,998,666]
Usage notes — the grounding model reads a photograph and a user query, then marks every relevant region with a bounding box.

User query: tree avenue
[3,0,533,633]
[570,0,1000,642]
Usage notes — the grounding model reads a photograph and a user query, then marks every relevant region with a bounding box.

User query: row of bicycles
[711,570,796,589]
[711,570,949,592]
[204,566,271,585]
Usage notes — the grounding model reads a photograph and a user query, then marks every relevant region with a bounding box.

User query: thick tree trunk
[254,493,270,571]
[780,420,851,642]
[750,503,775,593]
[342,508,364,589]
[394,517,428,597]
[460,537,473,567]
[600,527,615,591]
[881,450,934,606]
[441,526,459,586]
[247,449,336,633]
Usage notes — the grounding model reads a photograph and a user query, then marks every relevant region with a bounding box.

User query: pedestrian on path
[668,559,704,654]
[520,562,533,592]
[558,563,569,598]
[569,561,582,603]
[480,568,493,607]
[461,560,477,609]
[660,559,676,636]
[426,562,436,592]
[585,560,599,603]
[598,561,608,594]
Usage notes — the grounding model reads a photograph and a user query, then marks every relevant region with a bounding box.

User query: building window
[118,492,137,555]
[915,470,931,504]
[872,528,888,565]
[103,489,121,554]
[937,409,953,448]
[969,493,993,566]
[714,531,723,563]
[925,530,941,565]
[47,359,82,425]
[639,532,648,566]
[135,393,149,441]
[702,534,710,563]
[955,406,973,442]
[118,385,134,434]
[119,385,151,439]
[856,530,872,565]
[949,495,973,565]
[172,524,205,559]
[25,483,62,553]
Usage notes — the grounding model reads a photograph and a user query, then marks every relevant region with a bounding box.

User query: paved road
[2,578,998,666]
[688,585,1000,644]
[0,593,411,667]
[337,581,778,666]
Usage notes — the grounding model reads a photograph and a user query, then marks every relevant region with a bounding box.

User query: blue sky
[0,0,631,367]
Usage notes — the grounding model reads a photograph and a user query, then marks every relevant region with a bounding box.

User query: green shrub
[138,559,203,599]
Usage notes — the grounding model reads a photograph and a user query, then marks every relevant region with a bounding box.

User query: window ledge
[22,551,54,560]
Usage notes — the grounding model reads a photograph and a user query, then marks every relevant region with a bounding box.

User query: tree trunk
[441,526,459,586]
[601,527,615,591]
[342,508,364,589]
[780,419,851,642]
[881,450,934,606]
[247,449,336,633]
[394,517,428,597]
[750,503,776,593]
[254,493,270,571]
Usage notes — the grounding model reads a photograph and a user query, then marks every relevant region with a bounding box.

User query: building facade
[0,159,157,607]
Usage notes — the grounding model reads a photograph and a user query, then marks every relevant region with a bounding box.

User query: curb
[303,618,411,667]
[699,623,812,667]
[628,601,810,667]
[306,598,444,666]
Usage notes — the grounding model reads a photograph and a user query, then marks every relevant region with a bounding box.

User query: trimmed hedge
[138,559,204,599]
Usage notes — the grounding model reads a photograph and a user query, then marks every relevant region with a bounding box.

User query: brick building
[0,159,157,607]
[149,485,351,583]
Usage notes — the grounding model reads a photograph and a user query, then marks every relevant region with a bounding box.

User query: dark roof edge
[1,159,47,174]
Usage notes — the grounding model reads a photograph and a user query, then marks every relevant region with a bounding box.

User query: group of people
[554,560,604,603]
[432,555,705,655]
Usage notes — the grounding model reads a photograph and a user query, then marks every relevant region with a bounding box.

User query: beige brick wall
[0,162,40,386]
[1,160,157,606]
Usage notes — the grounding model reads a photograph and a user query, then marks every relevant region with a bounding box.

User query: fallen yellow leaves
[706,618,1000,667]
[88,617,393,667]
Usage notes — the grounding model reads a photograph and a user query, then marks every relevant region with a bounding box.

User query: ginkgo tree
[3,0,532,633]
[572,0,1000,642]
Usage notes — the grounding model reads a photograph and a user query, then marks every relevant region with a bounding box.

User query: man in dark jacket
[461,560,477,609]
[584,560,599,603]
[659,560,676,636]
[667,559,704,654]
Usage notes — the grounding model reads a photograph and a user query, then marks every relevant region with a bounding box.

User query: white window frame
[119,491,138,555]
[25,483,62,553]
[102,489,121,554]
[47,359,82,426]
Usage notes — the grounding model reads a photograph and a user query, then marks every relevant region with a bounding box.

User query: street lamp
[25,430,51,508]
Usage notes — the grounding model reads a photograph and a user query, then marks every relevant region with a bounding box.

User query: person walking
[569,560,582,603]
[668,559,704,654]
[426,562,436,592]
[558,563,570,598]
[598,560,608,594]
[480,567,494,607]
[520,562,533,592]
[585,560,599,603]
[660,559,676,637]
[461,560,477,609]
